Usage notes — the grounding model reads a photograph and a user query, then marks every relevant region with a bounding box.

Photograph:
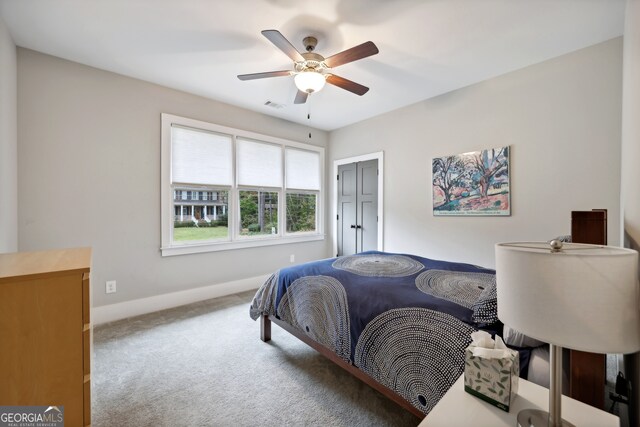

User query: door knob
[350,224,356,229]
[356,225,362,229]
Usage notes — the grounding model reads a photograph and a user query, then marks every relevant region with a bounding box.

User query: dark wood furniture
[569,209,607,409]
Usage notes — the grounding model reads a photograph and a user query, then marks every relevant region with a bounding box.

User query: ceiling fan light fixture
[294,70,326,94]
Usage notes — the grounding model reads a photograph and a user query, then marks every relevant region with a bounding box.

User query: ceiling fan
[237,30,379,104]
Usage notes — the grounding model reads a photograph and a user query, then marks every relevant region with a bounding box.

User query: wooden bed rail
[260,314,424,419]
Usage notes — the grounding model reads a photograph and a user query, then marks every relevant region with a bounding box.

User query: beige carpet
[92,290,420,427]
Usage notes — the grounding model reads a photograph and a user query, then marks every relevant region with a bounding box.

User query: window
[239,190,279,236]
[169,125,233,244]
[172,187,229,242]
[161,114,324,256]
[286,193,317,233]
[236,138,282,237]
[285,148,320,234]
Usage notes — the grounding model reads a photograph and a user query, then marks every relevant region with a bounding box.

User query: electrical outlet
[289,254,295,263]
[105,280,117,294]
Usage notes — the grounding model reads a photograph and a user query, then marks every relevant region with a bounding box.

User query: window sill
[161,234,325,257]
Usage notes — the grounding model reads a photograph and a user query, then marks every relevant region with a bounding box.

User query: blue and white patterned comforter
[249,251,499,414]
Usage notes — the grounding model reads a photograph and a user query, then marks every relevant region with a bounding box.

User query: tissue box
[464,345,519,411]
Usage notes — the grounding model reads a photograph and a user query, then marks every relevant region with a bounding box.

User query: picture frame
[432,146,510,216]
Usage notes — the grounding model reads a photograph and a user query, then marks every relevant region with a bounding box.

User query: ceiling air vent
[264,101,284,109]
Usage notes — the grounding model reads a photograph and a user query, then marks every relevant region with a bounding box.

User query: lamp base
[517,409,575,427]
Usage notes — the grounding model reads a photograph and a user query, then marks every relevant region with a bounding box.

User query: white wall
[0,15,17,253]
[621,1,640,425]
[17,49,330,308]
[622,0,640,248]
[329,38,623,268]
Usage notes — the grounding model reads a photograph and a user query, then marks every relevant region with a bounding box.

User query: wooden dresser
[0,248,92,427]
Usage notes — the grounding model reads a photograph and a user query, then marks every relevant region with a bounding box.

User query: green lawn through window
[173,227,229,241]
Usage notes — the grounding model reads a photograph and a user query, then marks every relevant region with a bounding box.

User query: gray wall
[0,16,17,253]
[17,49,330,307]
[329,38,623,268]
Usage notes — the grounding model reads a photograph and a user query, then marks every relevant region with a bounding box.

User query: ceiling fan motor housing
[297,52,327,73]
[303,36,318,52]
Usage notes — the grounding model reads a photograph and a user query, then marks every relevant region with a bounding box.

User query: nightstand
[420,375,619,427]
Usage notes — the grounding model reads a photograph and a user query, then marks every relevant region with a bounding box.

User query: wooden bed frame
[257,209,607,418]
[260,314,425,419]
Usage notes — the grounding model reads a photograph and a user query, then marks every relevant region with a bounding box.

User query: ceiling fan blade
[237,70,292,81]
[261,30,305,62]
[294,90,309,104]
[324,41,379,68]
[326,74,369,96]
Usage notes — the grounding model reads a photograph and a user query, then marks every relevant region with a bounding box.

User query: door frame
[332,151,384,256]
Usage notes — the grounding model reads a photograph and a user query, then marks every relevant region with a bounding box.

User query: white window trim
[161,113,325,256]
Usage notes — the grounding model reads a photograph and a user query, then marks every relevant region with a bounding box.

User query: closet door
[337,162,357,256]
[356,159,378,253]
[337,159,378,256]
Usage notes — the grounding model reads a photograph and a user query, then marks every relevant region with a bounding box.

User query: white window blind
[171,126,233,186]
[237,138,282,188]
[285,148,320,190]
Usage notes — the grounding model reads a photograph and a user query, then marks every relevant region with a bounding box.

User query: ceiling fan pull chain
[307,105,312,139]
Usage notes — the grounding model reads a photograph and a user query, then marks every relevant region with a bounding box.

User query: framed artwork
[432,146,510,216]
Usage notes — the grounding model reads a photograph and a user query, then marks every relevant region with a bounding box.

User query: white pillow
[503,325,545,348]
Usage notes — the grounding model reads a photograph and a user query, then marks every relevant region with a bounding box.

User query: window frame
[161,113,324,256]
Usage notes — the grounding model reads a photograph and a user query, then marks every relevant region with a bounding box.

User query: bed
[249,210,606,418]
[249,250,508,418]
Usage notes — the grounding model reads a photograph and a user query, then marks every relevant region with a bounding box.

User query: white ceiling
[0,0,626,131]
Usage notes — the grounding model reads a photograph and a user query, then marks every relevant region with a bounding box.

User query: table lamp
[495,241,640,427]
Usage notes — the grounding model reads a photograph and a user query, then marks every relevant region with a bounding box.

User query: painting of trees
[432,146,510,216]
[471,147,509,198]
[432,156,470,206]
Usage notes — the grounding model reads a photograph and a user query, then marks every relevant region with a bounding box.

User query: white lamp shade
[495,242,640,354]
[294,71,326,93]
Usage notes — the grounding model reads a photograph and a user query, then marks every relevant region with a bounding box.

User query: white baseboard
[92,274,268,325]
